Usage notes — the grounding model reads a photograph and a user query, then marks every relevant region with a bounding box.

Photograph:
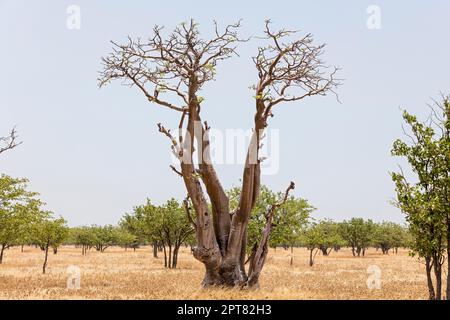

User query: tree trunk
[174,93,294,288]
[447,222,450,300]
[21,245,24,253]
[433,254,442,300]
[172,245,180,269]
[168,245,172,269]
[425,256,436,300]
[0,245,5,264]
[42,245,49,274]
[309,248,314,267]
[53,247,58,254]
[163,245,167,268]
[153,243,158,258]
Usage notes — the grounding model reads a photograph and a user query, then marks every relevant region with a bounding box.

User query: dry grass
[0,246,436,300]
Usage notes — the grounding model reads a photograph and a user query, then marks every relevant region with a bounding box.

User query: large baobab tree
[99,20,340,288]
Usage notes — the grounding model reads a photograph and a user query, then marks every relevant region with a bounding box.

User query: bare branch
[252,21,341,125]
[0,127,22,155]
[183,196,197,229]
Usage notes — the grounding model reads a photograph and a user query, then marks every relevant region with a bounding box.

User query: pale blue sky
[1,1,449,226]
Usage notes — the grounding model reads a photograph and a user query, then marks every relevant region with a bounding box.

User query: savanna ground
[0,246,438,299]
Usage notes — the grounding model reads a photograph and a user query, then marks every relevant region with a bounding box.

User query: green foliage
[32,216,68,251]
[372,221,409,254]
[228,185,314,253]
[302,219,345,255]
[338,218,375,256]
[0,174,47,262]
[391,96,449,299]
[121,198,194,268]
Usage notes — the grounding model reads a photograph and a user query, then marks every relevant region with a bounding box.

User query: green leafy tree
[301,219,344,266]
[391,96,449,300]
[0,174,41,263]
[339,218,375,257]
[228,185,313,254]
[115,228,139,251]
[90,225,117,252]
[122,198,194,268]
[70,226,98,255]
[31,216,68,274]
[373,222,409,254]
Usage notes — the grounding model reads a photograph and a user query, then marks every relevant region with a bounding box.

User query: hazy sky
[1,1,449,226]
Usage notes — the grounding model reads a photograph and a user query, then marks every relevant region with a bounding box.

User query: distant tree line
[302,218,411,266]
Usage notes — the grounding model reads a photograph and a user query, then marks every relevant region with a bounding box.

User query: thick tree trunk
[172,87,293,288]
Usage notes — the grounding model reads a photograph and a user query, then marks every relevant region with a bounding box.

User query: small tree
[302,219,344,266]
[0,174,41,263]
[373,222,408,254]
[339,218,375,257]
[123,198,194,268]
[115,228,139,251]
[32,216,68,274]
[91,225,117,252]
[71,226,97,255]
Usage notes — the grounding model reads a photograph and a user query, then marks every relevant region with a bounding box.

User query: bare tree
[0,128,22,155]
[99,19,340,288]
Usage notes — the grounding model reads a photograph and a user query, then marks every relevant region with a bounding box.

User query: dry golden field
[0,245,438,300]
